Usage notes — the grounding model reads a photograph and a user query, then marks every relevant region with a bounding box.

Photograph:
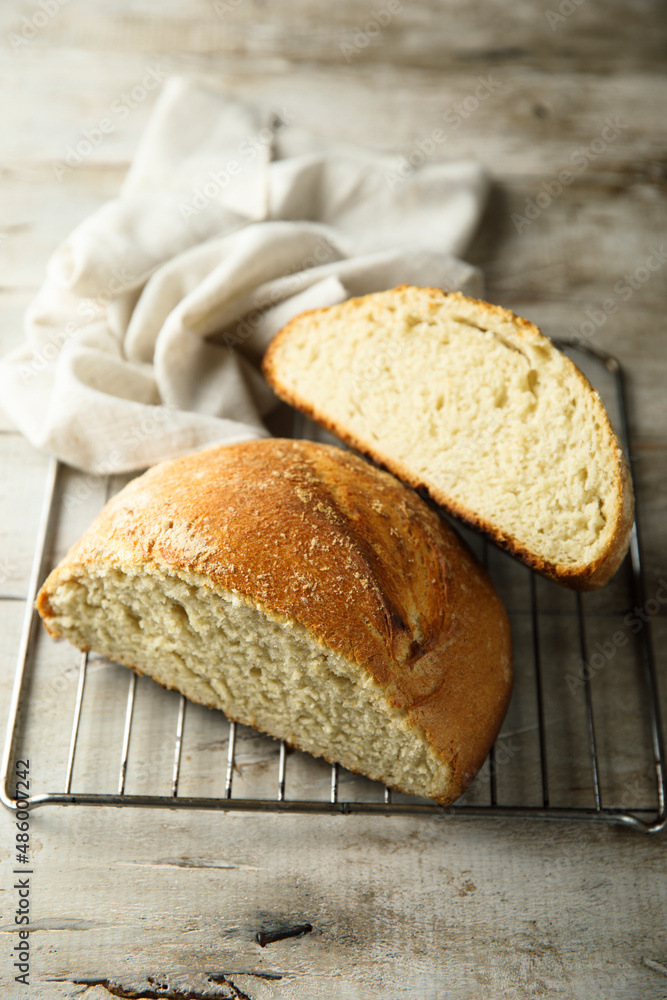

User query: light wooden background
[1,2,666,998]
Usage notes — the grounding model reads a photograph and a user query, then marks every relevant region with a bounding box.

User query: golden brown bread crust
[37,439,512,804]
[262,287,634,591]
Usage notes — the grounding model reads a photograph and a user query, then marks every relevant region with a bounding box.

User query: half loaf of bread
[36,439,512,804]
[263,287,634,589]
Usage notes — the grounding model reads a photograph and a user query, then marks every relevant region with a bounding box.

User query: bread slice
[263,287,634,590]
[36,439,512,805]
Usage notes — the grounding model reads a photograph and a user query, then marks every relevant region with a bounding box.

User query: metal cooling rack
[1,342,665,832]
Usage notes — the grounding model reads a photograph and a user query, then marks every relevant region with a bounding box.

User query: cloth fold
[0,74,488,473]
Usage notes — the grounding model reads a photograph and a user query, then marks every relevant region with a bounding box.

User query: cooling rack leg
[530,573,550,808]
[118,673,137,796]
[278,741,287,802]
[481,540,499,807]
[64,651,88,794]
[330,762,338,804]
[0,458,59,810]
[171,695,186,798]
[225,722,236,799]
[576,593,602,812]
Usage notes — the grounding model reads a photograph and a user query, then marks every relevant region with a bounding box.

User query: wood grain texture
[1,805,667,999]
[0,0,665,996]
[1,0,666,72]
[2,52,667,176]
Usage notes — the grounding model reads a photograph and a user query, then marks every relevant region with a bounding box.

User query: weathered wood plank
[1,806,667,999]
[1,0,665,72]
[1,53,666,180]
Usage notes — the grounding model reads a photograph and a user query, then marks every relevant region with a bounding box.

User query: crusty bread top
[262,287,634,590]
[37,439,512,800]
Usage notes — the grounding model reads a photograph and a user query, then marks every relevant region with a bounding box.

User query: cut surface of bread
[36,439,512,805]
[263,287,634,589]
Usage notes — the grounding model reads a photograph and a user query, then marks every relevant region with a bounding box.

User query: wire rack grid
[1,342,665,832]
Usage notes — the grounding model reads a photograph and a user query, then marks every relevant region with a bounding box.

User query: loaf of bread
[36,439,512,804]
[263,287,634,590]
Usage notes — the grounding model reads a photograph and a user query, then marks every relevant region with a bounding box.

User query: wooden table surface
[1,3,666,998]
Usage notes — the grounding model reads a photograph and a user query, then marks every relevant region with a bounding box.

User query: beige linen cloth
[0,75,488,473]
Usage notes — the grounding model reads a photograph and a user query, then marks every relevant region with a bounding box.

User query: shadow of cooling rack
[1,342,665,832]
